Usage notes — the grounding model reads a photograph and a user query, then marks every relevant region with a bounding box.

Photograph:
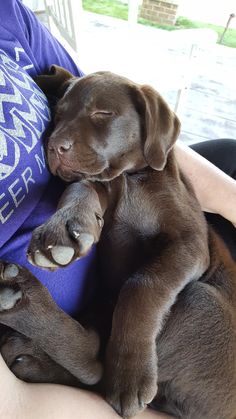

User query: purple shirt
[0,0,97,316]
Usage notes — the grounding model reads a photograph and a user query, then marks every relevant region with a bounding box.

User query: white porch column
[128,0,140,27]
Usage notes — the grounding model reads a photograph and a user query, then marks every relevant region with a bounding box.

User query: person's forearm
[22,384,172,419]
[0,355,26,419]
[0,352,171,419]
[174,141,236,226]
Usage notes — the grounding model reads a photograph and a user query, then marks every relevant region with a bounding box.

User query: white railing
[44,0,83,51]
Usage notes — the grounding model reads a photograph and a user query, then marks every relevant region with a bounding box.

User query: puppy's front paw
[0,261,102,386]
[0,260,55,329]
[27,206,103,270]
[105,341,158,418]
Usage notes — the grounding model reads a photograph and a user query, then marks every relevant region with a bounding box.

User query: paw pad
[33,251,58,269]
[0,288,22,310]
[2,264,19,280]
[77,233,94,254]
[51,246,75,265]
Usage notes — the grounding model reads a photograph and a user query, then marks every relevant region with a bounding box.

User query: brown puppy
[0,67,236,419]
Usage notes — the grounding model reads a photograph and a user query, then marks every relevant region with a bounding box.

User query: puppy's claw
[71,230,80,239]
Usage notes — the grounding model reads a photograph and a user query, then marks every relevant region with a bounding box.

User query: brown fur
[0,67,235,419]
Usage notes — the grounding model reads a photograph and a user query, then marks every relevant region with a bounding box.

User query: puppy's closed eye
[90,111,114,124]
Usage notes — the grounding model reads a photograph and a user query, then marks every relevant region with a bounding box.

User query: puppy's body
[91,157,236,419]
[156,234,236,419]
[100,156,206,292]
[97,158,236,419]
[0,69,235,419]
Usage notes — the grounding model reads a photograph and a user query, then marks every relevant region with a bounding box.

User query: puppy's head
[39,66,180,182]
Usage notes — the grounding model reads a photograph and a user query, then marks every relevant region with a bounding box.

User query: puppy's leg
[0,261,102,385]
[0,328,79,386]
[28,181,107,269]
[105,235,209,418]
[156,280,236,419]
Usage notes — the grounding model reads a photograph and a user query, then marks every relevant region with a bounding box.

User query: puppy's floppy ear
[134,84,181,170]
[34,65,75,98]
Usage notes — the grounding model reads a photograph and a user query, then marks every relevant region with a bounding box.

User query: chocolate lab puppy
[0,67,236,419]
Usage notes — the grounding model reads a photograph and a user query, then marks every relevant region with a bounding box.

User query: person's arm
[1,0,84,77]
[175,141,236,227]
[0,355,172,419]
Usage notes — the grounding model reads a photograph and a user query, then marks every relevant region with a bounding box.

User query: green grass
[83,0,128,20]
[82,0,236,48]
[176,17,236,48]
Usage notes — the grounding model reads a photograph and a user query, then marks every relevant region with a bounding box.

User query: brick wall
[140,0,179,25]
